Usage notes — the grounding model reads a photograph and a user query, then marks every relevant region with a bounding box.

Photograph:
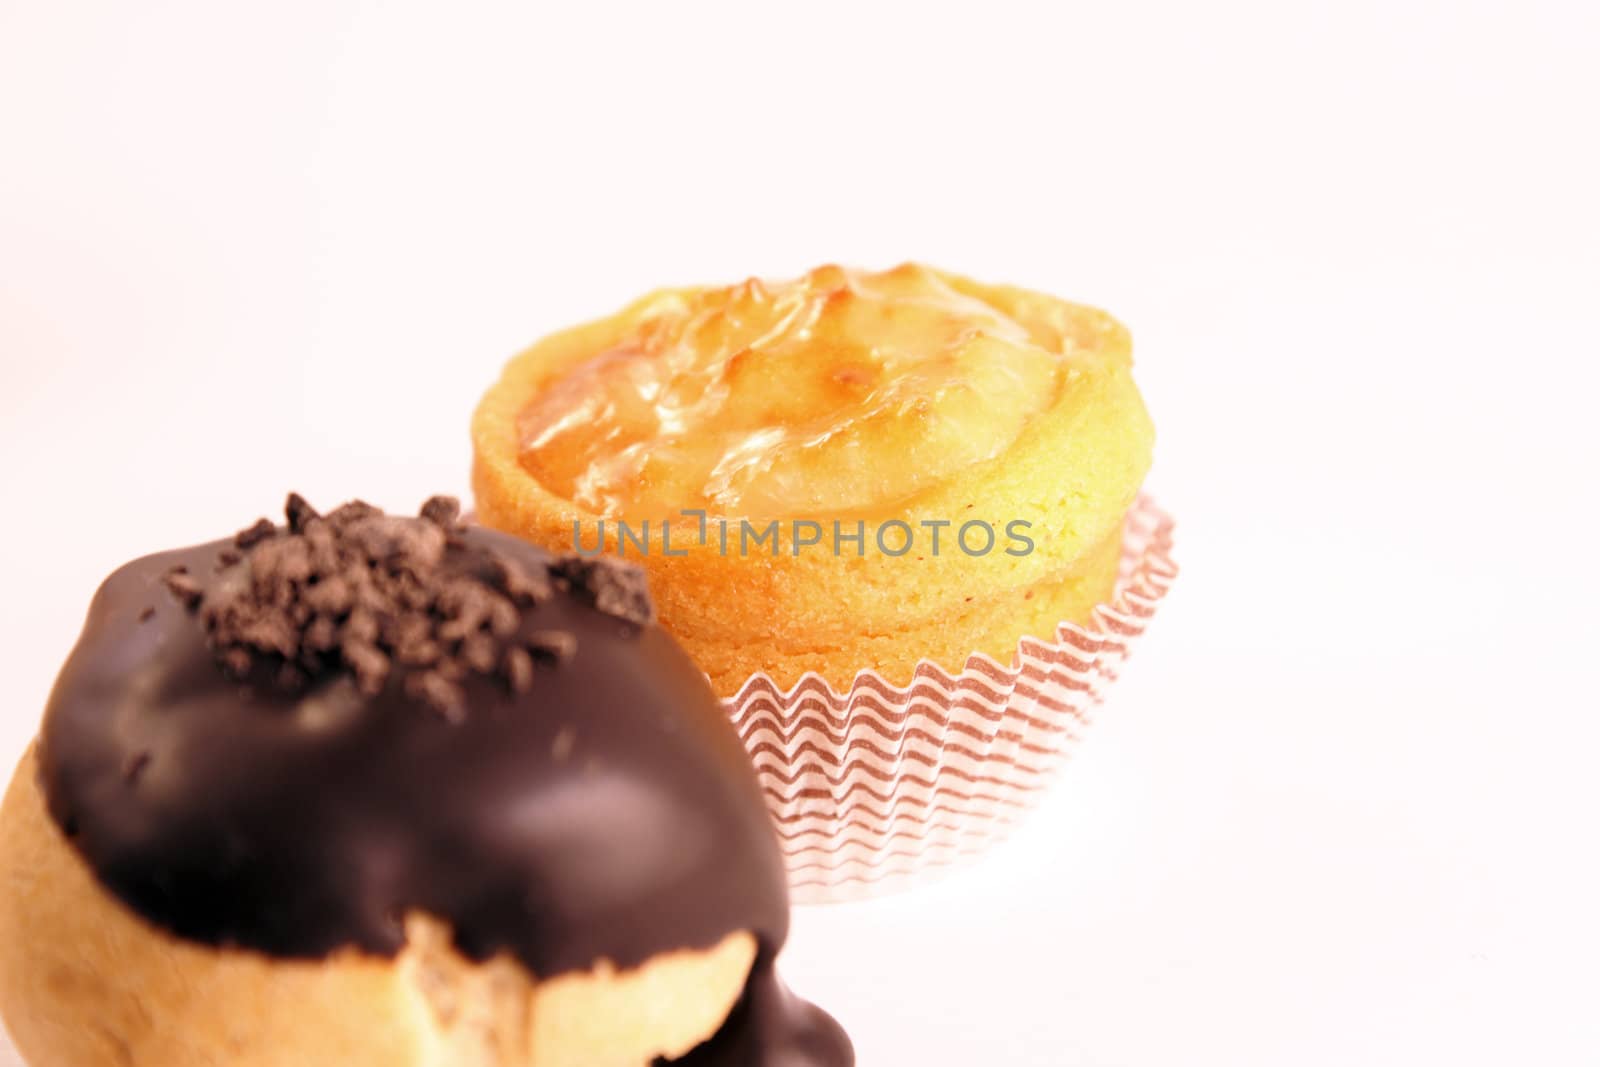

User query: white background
[2,2,1597,1064]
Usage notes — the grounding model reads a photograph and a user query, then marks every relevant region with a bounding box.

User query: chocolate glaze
[37,522,851,1065]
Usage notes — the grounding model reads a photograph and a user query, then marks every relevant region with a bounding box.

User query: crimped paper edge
[723,494,1177,903]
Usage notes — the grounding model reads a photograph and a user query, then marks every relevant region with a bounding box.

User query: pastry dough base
[0,748,754,1067]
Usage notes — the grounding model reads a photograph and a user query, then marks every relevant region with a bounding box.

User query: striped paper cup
[725,493,1177,904]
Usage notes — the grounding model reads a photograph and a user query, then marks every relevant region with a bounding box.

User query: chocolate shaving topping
[419,494,462,530]
[406,670,467,724]
[491,553,552,606]
[285,492,321,534]
[527,629,578,662]
[501,647,535,693]
[163,567,204,610]
[160,494,655,719]
[550,556,655,626]
[235,518,277,550]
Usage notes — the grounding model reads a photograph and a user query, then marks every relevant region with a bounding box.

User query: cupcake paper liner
[725,493,1178,904]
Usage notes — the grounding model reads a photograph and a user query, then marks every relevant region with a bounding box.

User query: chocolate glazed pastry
[8,494,850,1066]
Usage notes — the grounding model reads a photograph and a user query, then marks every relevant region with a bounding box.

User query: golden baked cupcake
[474,262,1154,695]
[0,494,851,1066]
[473,264,1175,899]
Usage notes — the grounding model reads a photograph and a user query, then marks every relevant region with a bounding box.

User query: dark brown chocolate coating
[36,524,850,1065]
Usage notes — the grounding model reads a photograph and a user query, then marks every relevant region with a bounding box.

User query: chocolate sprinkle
[491,553,553,606]
[502,646,535,693]
[162,567,204,610]
[419,494,462,530]
[528,629,578,662]
[285,491,320,534]
[234,518,277,549]
[159,494,650,718]
[551,556,655,626]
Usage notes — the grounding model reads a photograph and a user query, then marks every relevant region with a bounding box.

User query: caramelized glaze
[517,264,1102,519]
